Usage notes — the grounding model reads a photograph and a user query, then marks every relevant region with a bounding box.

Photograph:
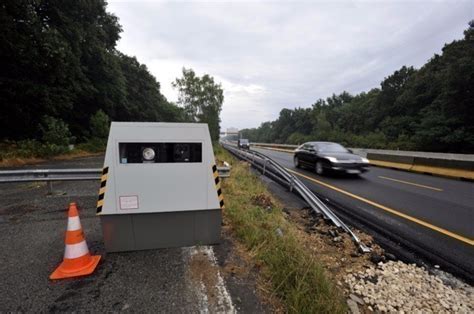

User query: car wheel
[315,161,325,175]
[294,156,300,168]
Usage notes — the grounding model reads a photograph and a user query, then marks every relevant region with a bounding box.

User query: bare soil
[283,206,383,285]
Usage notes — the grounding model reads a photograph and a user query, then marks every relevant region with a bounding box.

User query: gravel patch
[345,261,474,312]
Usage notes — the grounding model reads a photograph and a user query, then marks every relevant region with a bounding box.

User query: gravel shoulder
[346,261,474,312]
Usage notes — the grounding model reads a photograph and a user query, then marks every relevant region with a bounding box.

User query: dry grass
[0,150,102,168]
[0,157,46,168]
[215,147,346,313]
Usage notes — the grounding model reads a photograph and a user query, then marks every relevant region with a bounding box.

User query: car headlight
[142,147,156,161]
[326,157,338,163]
[361,157,369,163]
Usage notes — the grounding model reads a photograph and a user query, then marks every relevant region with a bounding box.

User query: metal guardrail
[222,143,370,253]
[251,142,298,149]
[0,169,102,183]
[0,168,103,194]
[217,165,231,178]
[0,166,231,192]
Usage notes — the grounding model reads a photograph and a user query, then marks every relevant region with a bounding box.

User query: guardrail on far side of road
[250,142,474,180]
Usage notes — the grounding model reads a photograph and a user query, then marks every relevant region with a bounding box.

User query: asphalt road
[252,147,474,281]
[0,156,267,312]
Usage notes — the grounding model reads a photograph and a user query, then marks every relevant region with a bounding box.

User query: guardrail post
[263,159,267,175]
[47,180,53,195]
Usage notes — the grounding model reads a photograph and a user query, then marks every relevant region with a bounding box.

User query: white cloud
[107,0,473,130]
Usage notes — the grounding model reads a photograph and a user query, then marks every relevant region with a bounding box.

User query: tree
[172,68,224,141]
[0,0,124,140]
[90,110,110,139]
[0,0,185,145]
[116,53,183,123]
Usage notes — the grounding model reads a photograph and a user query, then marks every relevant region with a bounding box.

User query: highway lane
[252,147,474,280]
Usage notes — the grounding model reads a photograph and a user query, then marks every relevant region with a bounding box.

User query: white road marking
[183,246,236,313]
[378,175,443,191]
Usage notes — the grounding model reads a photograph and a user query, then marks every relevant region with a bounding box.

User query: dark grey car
[293,142,369,175]
[238,139,250,150]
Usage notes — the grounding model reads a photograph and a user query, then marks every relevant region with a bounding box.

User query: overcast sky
[107,0,472,130]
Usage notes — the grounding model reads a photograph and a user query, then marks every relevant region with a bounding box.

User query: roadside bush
[358,132,388,149]
[0,117,76,160]
[90,110,110,139]
[0,114,108,161]
[0,139,67,160]
[0,140,43,160]
[16,139,44,157]
[287,132,312,145]
[76,138,107,153]
[39,116,73,147]
[36,116,75,156]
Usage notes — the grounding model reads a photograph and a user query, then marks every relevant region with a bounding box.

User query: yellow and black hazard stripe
[96,166,108,214]
[212,165,225,209]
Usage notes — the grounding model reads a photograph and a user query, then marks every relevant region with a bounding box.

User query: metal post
[43,172,52,194]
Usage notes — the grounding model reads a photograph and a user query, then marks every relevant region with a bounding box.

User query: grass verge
[215,146,346,313]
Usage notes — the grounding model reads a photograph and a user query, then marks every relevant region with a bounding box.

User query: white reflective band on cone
[64,240,89,259]
[67,216,82,231]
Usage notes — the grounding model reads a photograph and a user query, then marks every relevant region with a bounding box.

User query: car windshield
[240,139,249,144]
[316,143,348,153]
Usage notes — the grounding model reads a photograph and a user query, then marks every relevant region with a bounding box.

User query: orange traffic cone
[50,202,101,280]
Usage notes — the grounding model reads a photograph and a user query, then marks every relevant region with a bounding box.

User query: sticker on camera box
[119,195,139,209]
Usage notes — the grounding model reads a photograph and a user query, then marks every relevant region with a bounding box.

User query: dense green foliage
[0,0,185,151]
[173,68,224,142]
[241,22,474,153]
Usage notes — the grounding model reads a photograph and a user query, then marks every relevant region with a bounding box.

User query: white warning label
[119,195,139,210]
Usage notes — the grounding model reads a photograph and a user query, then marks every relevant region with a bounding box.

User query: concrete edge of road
[369,160,474,180]
[252,145,474,180]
